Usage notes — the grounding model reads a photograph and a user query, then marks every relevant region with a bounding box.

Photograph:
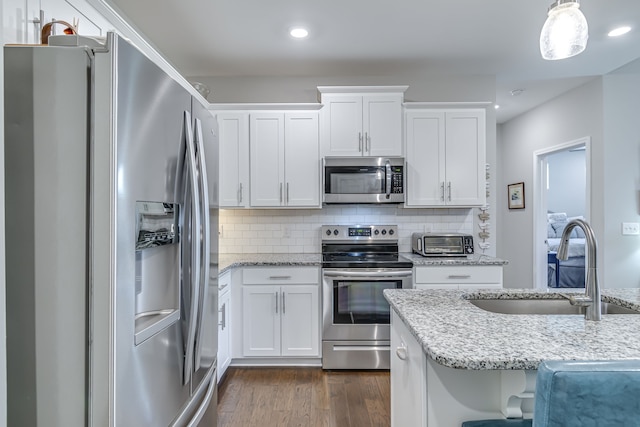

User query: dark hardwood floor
[217,367,390,427]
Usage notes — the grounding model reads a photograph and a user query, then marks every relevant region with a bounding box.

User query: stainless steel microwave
[412,233,474,257]
[323,157,405,204]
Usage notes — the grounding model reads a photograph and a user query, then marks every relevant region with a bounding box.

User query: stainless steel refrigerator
[4,32,219,426]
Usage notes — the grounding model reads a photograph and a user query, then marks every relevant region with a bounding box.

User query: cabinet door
[391,311,427,426]
[218,113,249,207]
[217,289,231,382]
[322,95,363,156]
[284,112,320,207]
[280,285,319,357]
[444,110,486,206]
[364,94,403,157]
[242,285,280,356]
[250,113,285,207]
[405,111,446,206]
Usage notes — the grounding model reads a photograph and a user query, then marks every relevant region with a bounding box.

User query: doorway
[533,137,591,289]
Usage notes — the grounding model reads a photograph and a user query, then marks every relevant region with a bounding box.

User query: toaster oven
[412,233,474,257]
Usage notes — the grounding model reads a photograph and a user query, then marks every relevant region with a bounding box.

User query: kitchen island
[384,288,640,426]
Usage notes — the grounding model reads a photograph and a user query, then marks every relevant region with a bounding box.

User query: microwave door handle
[385,160,392,199]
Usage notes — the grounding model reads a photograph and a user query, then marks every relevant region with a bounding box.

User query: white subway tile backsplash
[219,206,474,254]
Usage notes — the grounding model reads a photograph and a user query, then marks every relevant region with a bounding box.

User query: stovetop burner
[321,225,413,269]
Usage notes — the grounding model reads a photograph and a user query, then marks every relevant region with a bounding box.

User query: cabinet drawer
[414,266,502,284]
[242,267,319,285]
[219,271,231,296]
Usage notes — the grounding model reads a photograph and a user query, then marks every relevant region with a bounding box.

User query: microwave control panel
[390,166,404,193]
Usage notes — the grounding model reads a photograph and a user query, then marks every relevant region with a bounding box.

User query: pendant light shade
[540,0,588,60]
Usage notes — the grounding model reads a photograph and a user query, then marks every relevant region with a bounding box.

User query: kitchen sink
[468,298,640,315]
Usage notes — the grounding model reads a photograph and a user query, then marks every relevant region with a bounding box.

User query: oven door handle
[323,270,412,279]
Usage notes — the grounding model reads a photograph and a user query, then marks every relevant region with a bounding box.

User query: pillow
[547,223,557,238]
[547,212,568,223]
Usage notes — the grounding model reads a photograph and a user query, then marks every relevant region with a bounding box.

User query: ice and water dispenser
[134,201,180,345]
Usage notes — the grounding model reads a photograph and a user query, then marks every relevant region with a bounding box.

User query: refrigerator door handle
[193,117,211,370]
[182,110,202,386]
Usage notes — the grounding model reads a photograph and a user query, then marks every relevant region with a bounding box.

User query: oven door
[322,268,412,341]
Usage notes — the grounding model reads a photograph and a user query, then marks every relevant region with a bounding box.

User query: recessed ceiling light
[510,88,525,97]
[494,104,500,110]
[290,27,309,39]
[608,26,631,37]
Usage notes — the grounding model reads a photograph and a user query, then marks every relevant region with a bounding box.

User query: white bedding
[547,238,586,258]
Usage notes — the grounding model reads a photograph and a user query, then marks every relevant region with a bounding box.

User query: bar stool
[462,359,640,427]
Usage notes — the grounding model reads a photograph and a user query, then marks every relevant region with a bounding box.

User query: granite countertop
[217,252,506,274]
[218,253,322,274]
[401,253,508,266]
[384,288,640,371]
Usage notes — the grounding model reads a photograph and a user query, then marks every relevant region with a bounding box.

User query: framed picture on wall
[508,182,525,209]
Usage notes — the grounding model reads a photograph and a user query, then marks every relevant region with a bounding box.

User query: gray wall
[547,149,586,217]
[602,60,640,287]
[499,59,640,289]
[498,79,604,289]
[189,73,495,104]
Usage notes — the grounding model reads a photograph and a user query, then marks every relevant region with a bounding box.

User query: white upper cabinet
[217,113,250,208]
[405,108,486,207]
[250,112,320,208]
[318,86,407,157]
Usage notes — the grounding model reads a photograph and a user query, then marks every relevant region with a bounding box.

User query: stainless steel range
[321,225,413,370]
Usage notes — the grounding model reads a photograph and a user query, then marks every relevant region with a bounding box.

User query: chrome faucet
[557,218,601,321]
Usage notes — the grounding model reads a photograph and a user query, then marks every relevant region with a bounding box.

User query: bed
[547,213,586,288]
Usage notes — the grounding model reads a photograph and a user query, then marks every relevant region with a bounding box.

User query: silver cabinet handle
[365,132,370,152]
[219,302,226,330]
[286,182,290,205]
[440,182,445,201]
[282,291,286,314]
[358,132,363,152]
[269,275,292,280]
[396,342,408,360]
[280,182,283,204]
[447,182,452,201]
[275,291,279,314]
[447,275,471,279]
[239,182,243,203]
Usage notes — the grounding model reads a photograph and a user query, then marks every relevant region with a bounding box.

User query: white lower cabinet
[391,311,525,427]
[414,265,503,290]
[391,311,427,426]
[217,271,232,382]
[241,267,320,357]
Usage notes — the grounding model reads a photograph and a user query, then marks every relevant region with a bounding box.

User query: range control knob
[374,229,380,235]
[333,229,339,236]
[326,229,332,236]
[381,229,387,235]
[389,229,395,235]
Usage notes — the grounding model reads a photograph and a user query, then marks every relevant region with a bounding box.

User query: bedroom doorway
[533,137,591,289]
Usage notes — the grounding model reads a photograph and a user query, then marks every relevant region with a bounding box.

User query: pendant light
[540,0,589,60]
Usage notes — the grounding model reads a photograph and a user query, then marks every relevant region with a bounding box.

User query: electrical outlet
[283,225,291,238]
[622,222,640,235]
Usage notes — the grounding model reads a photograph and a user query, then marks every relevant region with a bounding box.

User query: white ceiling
[106,0,640,122]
